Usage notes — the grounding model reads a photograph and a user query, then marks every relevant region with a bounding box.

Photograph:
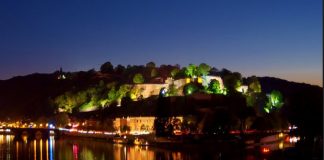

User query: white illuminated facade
[130,76,226,100]
[114,117,156,134]
[236,85,248,93]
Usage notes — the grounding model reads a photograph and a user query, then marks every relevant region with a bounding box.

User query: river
[0,134,297,160]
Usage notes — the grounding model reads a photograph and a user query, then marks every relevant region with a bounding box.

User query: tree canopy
[207,79,222,94]
[223,72,242,93]
[133,73,145,84]
[183,83,199,95]
[146,61,156,68]
[247,76,261,93]
[170,68,180,78]
[264,90,284,113]
[100,61,114,73]
[197,63,211,76]
[184,64,197,78]
[114,64,126,74]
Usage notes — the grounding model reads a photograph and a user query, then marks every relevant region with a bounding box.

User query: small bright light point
[261,147,270,154]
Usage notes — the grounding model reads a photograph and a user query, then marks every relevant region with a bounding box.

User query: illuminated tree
[105,84,130,106]
[133,73,144,84]
[223,73,242,93]
[208,79,222,94]
[183,83,199,95]
[54,92,80,113]
[88,87,100,105]
[264,90,284,113]
[184,64,197,78]
[197,63,211,76]
[269,90,284,108]
[116,85,130,100]
[107,86,117,103]
[167,84,178,96]
[247,76,261,93]
[79,101,97,112]
[130,86,144,100]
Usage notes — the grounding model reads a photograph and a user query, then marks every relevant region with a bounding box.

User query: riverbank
[58,130,246,152]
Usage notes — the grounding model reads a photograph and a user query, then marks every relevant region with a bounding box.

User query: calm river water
[0,134,296,160]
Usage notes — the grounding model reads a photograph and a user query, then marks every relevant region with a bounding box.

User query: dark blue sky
[0,0,322,86]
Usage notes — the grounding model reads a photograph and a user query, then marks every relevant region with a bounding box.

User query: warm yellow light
[279,142,284,149]
[130,94,137,101]
[197,77,203,83]
[186,78,191,84]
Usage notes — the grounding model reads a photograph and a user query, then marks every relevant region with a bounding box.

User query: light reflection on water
[0,134,295,160]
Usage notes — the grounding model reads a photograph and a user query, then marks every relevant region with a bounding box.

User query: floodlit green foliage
[79,101,97,112]
[207,79,222,94]
[133,73,145,84]
[223,72,242,93]
[197,63,211,76]
[107,86,118,103]
[269,90,284,108]
[53,62,285,118]
[167,84,178,96]
[130,86,144,100]
[184,64,197,78]
[41,62,318,135]
[54,91,88,113]
[264,90,284,113]
[54,81,132,112]
[184,63,211,78]
[106,84,130,105]
[183,83,199,95]
[247,76,261,93]
[117,85,130,100]
[245,77,262,107]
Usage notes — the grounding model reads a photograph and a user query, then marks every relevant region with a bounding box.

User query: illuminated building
[113,116,183,134]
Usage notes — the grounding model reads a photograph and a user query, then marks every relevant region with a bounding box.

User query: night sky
[0,0,322,86]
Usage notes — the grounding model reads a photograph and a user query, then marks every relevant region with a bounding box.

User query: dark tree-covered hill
[258,77,322,136]
[0,70,115,120]
[0,70,322,129]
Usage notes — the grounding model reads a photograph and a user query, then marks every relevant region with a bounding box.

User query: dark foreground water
[0,134,300,160]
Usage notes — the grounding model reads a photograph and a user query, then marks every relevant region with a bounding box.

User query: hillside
[0,71,111,120]
[0,65,322,126]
